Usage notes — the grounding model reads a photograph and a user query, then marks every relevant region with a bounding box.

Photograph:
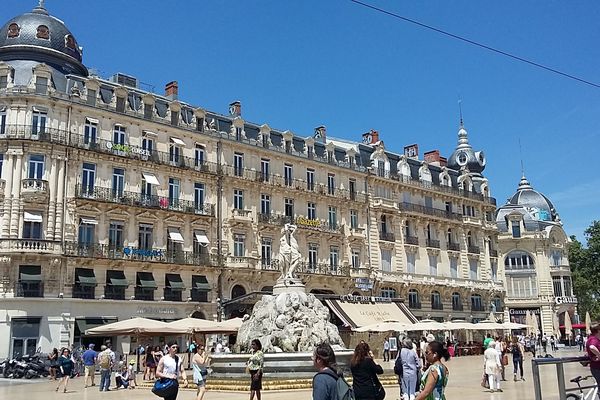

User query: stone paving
[0,349,591,400]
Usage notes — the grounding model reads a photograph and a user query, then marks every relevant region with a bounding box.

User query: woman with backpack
[510,337,524,381]
[396,338,420,400]
[312,343,340,400]
[350,342,385,400]
[156,340,188,400]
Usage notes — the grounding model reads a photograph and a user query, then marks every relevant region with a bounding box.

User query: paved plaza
[0,349,589,400]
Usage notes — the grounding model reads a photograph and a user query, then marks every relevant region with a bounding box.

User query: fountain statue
[235,224,345,353]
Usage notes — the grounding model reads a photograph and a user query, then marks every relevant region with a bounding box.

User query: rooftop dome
[447,122,486,174]
[506,175,558,222]
[0,2,87,76]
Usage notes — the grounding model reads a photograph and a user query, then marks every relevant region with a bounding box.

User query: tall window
[233,234,245,257]
[233,152,244,176]
[0,153,3,178]
[471,294,483,311]
[32,110,47,135]
[327,173,335,195]
[168,178,180,206]
[195,144,205,167]
[169,140,181,164]
[380,215,388,234]
[284,163,293,186]
[233,189,244,210]
[23,214,42,239]
[552,276,563,297]
[80,163,96,196]
[450,257,458,278]
[381,287,396,299]
[0,109,6,135]
[142,135,154,154]
[329,246,339,271]
[78,220,95,245]
[260,158,270,182]
[28,154,44,179]
[308,244,318,270]
[564,276,573,296]
[406,252,416,273]
[452,292,461,311]
[284,198,294,218]
[349,178,356,200]
[84,119,97,144]
[141,177,152,200]
[447,228,453,245]
[306,168,315,191]
[491,260,498,281]
[351,249,360,270]
[112,168,125,198]
[431,291,442,309]
[429,254,438,276]
[108,221,124,249]
[328,206,337,229]
[381,249,392,272]
[194,183,205,210]
[505,251,535,270]
[113,125,126,145]
[469,259,478,280]
[138,224,153,250]
[511,221,521,238]
[307,202,316,220]
[350,209,358,229]
[408,289,420,308]
[260,194,271,215]
[261,237,272,266]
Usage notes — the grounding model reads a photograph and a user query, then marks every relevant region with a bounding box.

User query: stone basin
[210,349,355,379]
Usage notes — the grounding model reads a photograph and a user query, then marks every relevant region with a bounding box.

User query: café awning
[24,212,43,222]
[168,228,184,243]
[137,272,157,289]
[106,270,128,287]
[192,275,210,292]
[142,172,160,185]
[166,274,185,291]
[170,137,185,146]
[195,232,210,245]
[324,299,417,329]
[75,317,117,334]
[75,268,97,286]
[80,217,98,225]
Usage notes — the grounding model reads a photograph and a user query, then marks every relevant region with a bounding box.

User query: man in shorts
[82,344,97,388]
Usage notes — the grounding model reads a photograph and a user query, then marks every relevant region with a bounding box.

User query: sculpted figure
[278,223,301,281]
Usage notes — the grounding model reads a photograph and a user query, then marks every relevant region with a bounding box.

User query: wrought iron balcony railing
[75,184,215,216]
[468,246,481,254]
[398,202,463,221]
[298,261,349,277]
[447,242,461,251]
[426,239,440,248]
[404,236,419,245]
[379,232,396,242]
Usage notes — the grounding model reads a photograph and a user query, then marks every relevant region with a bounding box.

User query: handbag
[371,376,385,400]
[501,354,508,366]
[152,356,179,398]
[481,373,489,389]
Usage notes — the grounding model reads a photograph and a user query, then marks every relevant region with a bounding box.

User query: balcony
[260,259,280,271]
[231,208,252,222]
[348,227,365,239]
[471,304,486,312]
[298,262,349,277]
[379,232,395,242]
[447,242,461,252]
[75,185,215,217]
[409,301,422,309]
[489,249,499,258]
[21,179,49,202]
[431,302,444,310]
[468,245,481,254]
[64,242,218,267]
[398,202,463,221]
[404,236,419,245]
[0,239,62,254]
[426,239,440,248]
[452,303,464,311]
[257,213,293,226]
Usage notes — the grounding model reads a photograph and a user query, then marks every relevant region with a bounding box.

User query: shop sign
[340,294,391,303]
[509,308,540,315]
[555,296,578,305]
[295,216,321,228]
[136,306,178,315]
[355,277,373,290]
[106,141,151,157]
[124,247,163,257]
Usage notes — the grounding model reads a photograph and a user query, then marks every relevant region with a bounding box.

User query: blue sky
[6,1,600,242]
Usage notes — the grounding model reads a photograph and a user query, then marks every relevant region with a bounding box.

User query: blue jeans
[100,369,111,391]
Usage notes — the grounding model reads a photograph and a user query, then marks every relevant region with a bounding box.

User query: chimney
[314,125,326,142]
[229,101,241,117]
[362,129,379,145]
[165,81,178,100]
[404,144,419,159]
[424,150,448,167]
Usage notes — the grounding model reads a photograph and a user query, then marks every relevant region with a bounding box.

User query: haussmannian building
[0,4,504,358]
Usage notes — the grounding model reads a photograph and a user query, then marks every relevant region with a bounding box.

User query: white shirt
[215,343,223,353]
[162,354,178,378]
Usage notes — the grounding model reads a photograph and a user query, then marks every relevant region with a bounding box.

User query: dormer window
[116,96,125,113]
[171,110,179,127]
[0,75,7,90]
[285,140,292,153]
[35,77,48,95]
[307,145,314,159]
[7,23,20,38]
[511,221,521,238]
[36,25,49,40]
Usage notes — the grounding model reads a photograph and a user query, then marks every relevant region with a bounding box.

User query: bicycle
[566,375,599,399]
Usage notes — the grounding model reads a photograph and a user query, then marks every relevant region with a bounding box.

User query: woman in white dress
[483,340,502,392]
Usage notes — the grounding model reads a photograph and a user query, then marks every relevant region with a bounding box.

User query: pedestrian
[483,333,493,350]
[397,338,420,400]
[247,339,264,400]
[143,345,154,380]
[98,344,113,392]
[350,342,385,400]
[483,340,502,393]
[156,340,189,400]
[55,348,74,393]
[550,335,556,352]
[82,343,97,388]
[541,334,548,354]
[585,323,600,389]
[419,337,427,365]
[510,337,524,381]
[192,343,210,400]
[312,343,339,400]
[48,348,59,380]
[415,341,449,400]
[383,337,390,362]
[114,361,129,389]
[576,333,583,351]
[494,339,507,381]
[127,359,137,388]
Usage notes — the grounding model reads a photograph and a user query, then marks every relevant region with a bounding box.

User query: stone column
[1,154,14,237]
[53,159,65,240]
[46,157,58,240]
[10,153,23,238]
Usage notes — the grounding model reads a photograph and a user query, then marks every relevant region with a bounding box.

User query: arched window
[190,311,206,319]
[7,23,20,38]
[408,289,421,309]
[431,291,443,310]
[470,294,483,311]
[380,287,396,299]
[504,251,535,271]
[451,292,462,311]
[36,25,49,40]
[231,284,246,299]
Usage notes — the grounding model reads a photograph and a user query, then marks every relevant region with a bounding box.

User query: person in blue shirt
[312,343,339,400]
[82,344,97,388]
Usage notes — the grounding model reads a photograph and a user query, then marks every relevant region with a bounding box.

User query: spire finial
[518,138,525,178]
[38,0,45,8]
[458,98,463,127]
[33,0,49,14]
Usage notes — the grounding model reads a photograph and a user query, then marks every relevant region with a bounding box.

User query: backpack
[394,351,404,377]
[98,350,111,369]
[315,369,355,400]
